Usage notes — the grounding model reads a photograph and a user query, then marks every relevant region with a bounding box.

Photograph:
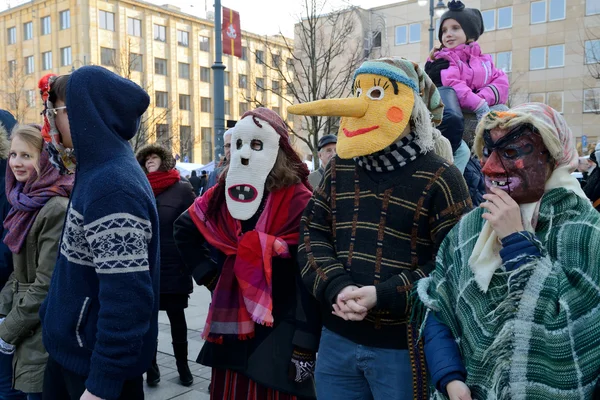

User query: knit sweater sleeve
[297,161,355,306]
[83,191,155,399]
[375,164,471,318]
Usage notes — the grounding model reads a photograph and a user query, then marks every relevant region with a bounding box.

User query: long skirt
[210,368,298,400]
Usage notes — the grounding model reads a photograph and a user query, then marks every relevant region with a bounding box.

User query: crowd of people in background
[0,1,596,400]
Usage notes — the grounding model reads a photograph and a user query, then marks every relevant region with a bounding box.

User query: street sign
[582,135,588,148]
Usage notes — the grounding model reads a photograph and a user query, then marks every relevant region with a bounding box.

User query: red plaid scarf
[188,183,311,343]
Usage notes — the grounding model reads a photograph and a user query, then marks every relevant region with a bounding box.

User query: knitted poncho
[417,187,600,399]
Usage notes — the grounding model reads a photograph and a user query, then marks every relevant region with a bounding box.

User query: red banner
[222,7,242,58]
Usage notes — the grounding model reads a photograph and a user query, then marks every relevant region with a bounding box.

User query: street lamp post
[212,0,226,163]
[418,0,448,51]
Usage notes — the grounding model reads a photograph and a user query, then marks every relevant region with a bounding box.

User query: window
[179,62,190,79]
[371,31,382,48]
[395,25,407,45]
[272,80,280,94]
[224,71,230,86]
[496,51,512,72]
[129,53,143,72]
[26,90,36,108]
[199,35,210,52]
[100,47,115,66]
[256,50,264,65]
[42,51,52,70]
[256,77,265,92]
[201,127,212,141]
[60,10,70,30]
[25,56,34,74]
[23,22,32,40]
[435,18,440,38]
[241,46,248,61]
[7,27,16,44]
[497,7,512,29]
[156,124,170,145]
[530,47,546,70]
[7,60,16,78]
[409,23,421,43]
[286,83,294,95]
[549,0,566,21]
[547,91,563,113]
[201,97,211,113]
[177,30,189,47]
[224,100,231,115]
[529,92,545,103]
[155,91,168,108]
[286,58,294,70]
[155,58,167,75]
[272,54,281,68]
[61,47,72,66]
[587,0,600,15]
[98,11,114,31]
[180,126,192,160]
[482,10,495,31]
[531,1,546,24]
[201,127,212,161]
[200,66,211,82]
[273,106,280,115]
[547,44,564,68]
[585,40,600,64]
[41,16,51,35]
[584,88,600,112]
[179,94,191,110]
[239,74,248,89]
[154,24,166,42]
[239,102,248,115]
[127,18,141,36]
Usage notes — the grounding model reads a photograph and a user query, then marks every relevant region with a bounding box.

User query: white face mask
[225,115,280,220]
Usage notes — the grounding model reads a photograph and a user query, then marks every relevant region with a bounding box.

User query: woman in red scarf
[174,108,320,400]
[136,144,195,388]
[0,124,73,399]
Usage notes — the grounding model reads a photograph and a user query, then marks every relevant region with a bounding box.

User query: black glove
[288,347,316,383]
[424,59,450,88]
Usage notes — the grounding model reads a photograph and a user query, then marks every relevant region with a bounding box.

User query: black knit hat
[438,0,484,43]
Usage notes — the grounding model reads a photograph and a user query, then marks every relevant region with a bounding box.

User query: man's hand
[331,285,367,321]
[81,389,103,400]
[447,380,472,400]
[481,187,524,239]
[340,286,377,311]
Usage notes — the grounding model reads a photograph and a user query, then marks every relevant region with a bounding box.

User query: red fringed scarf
[188,183,312,343]
[147,169,180,196]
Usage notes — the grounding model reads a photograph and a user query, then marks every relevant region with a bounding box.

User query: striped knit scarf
[354,132,422,172]
[416,188,600,399]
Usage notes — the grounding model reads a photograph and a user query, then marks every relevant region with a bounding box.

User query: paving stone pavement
[143,285,212,400]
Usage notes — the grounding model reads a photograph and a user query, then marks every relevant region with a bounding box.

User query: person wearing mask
[584,143,600,210]
[40,67,159,400]
[136,144,196,388]
[207,128,233,190]
[188,171,201,196]
[0,124,73,399]
[307,134,337,189]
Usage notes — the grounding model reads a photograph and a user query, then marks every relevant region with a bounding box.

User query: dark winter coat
[189,175,202,196]
[584,167,600,211]
[0,111,15,290]
[173,209,320,399]
[156,179,196,295]
[464,156,486,207]
[436,86,465,153]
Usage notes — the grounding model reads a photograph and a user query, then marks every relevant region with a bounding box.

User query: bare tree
[245,0,366,168]
[0,61,34,123]
[111,39,179,153]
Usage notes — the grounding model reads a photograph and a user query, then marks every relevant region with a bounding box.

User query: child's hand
[475,102,490,121]
[447,380,472,400]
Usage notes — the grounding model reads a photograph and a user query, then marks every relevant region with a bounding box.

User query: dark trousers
[42,357,144,400]
[166,308,188,343]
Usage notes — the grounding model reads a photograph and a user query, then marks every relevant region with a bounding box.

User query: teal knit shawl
[417,188,600,399]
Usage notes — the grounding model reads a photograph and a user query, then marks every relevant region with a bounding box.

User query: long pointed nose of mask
[288,98,368,118]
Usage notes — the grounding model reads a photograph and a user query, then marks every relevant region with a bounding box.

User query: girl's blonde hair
[10,124,44,177]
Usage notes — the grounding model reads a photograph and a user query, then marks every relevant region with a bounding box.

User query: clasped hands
[331,285,377,321]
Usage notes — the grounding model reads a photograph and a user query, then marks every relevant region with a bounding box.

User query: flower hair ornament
[44,75,76,175]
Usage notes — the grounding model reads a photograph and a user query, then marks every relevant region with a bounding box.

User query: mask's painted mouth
[343,125,379,138]
[227,184,258,203]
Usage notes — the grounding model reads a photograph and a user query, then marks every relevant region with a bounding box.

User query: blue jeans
[0,352,26,399]
[315,327,413,400]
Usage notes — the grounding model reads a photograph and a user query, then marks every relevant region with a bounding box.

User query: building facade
[296,0,600,155]
[0,0,293,163]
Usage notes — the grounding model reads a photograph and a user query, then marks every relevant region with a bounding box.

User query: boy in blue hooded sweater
[39,66,160,400]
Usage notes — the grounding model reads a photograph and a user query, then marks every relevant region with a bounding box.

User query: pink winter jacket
[433,43,509,111]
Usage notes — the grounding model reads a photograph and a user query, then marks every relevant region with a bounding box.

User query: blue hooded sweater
[39,66,160,400]
[0,110,16,289]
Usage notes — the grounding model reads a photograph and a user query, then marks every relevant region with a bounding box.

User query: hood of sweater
[66,66,150,173]
[434,42,483,64]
